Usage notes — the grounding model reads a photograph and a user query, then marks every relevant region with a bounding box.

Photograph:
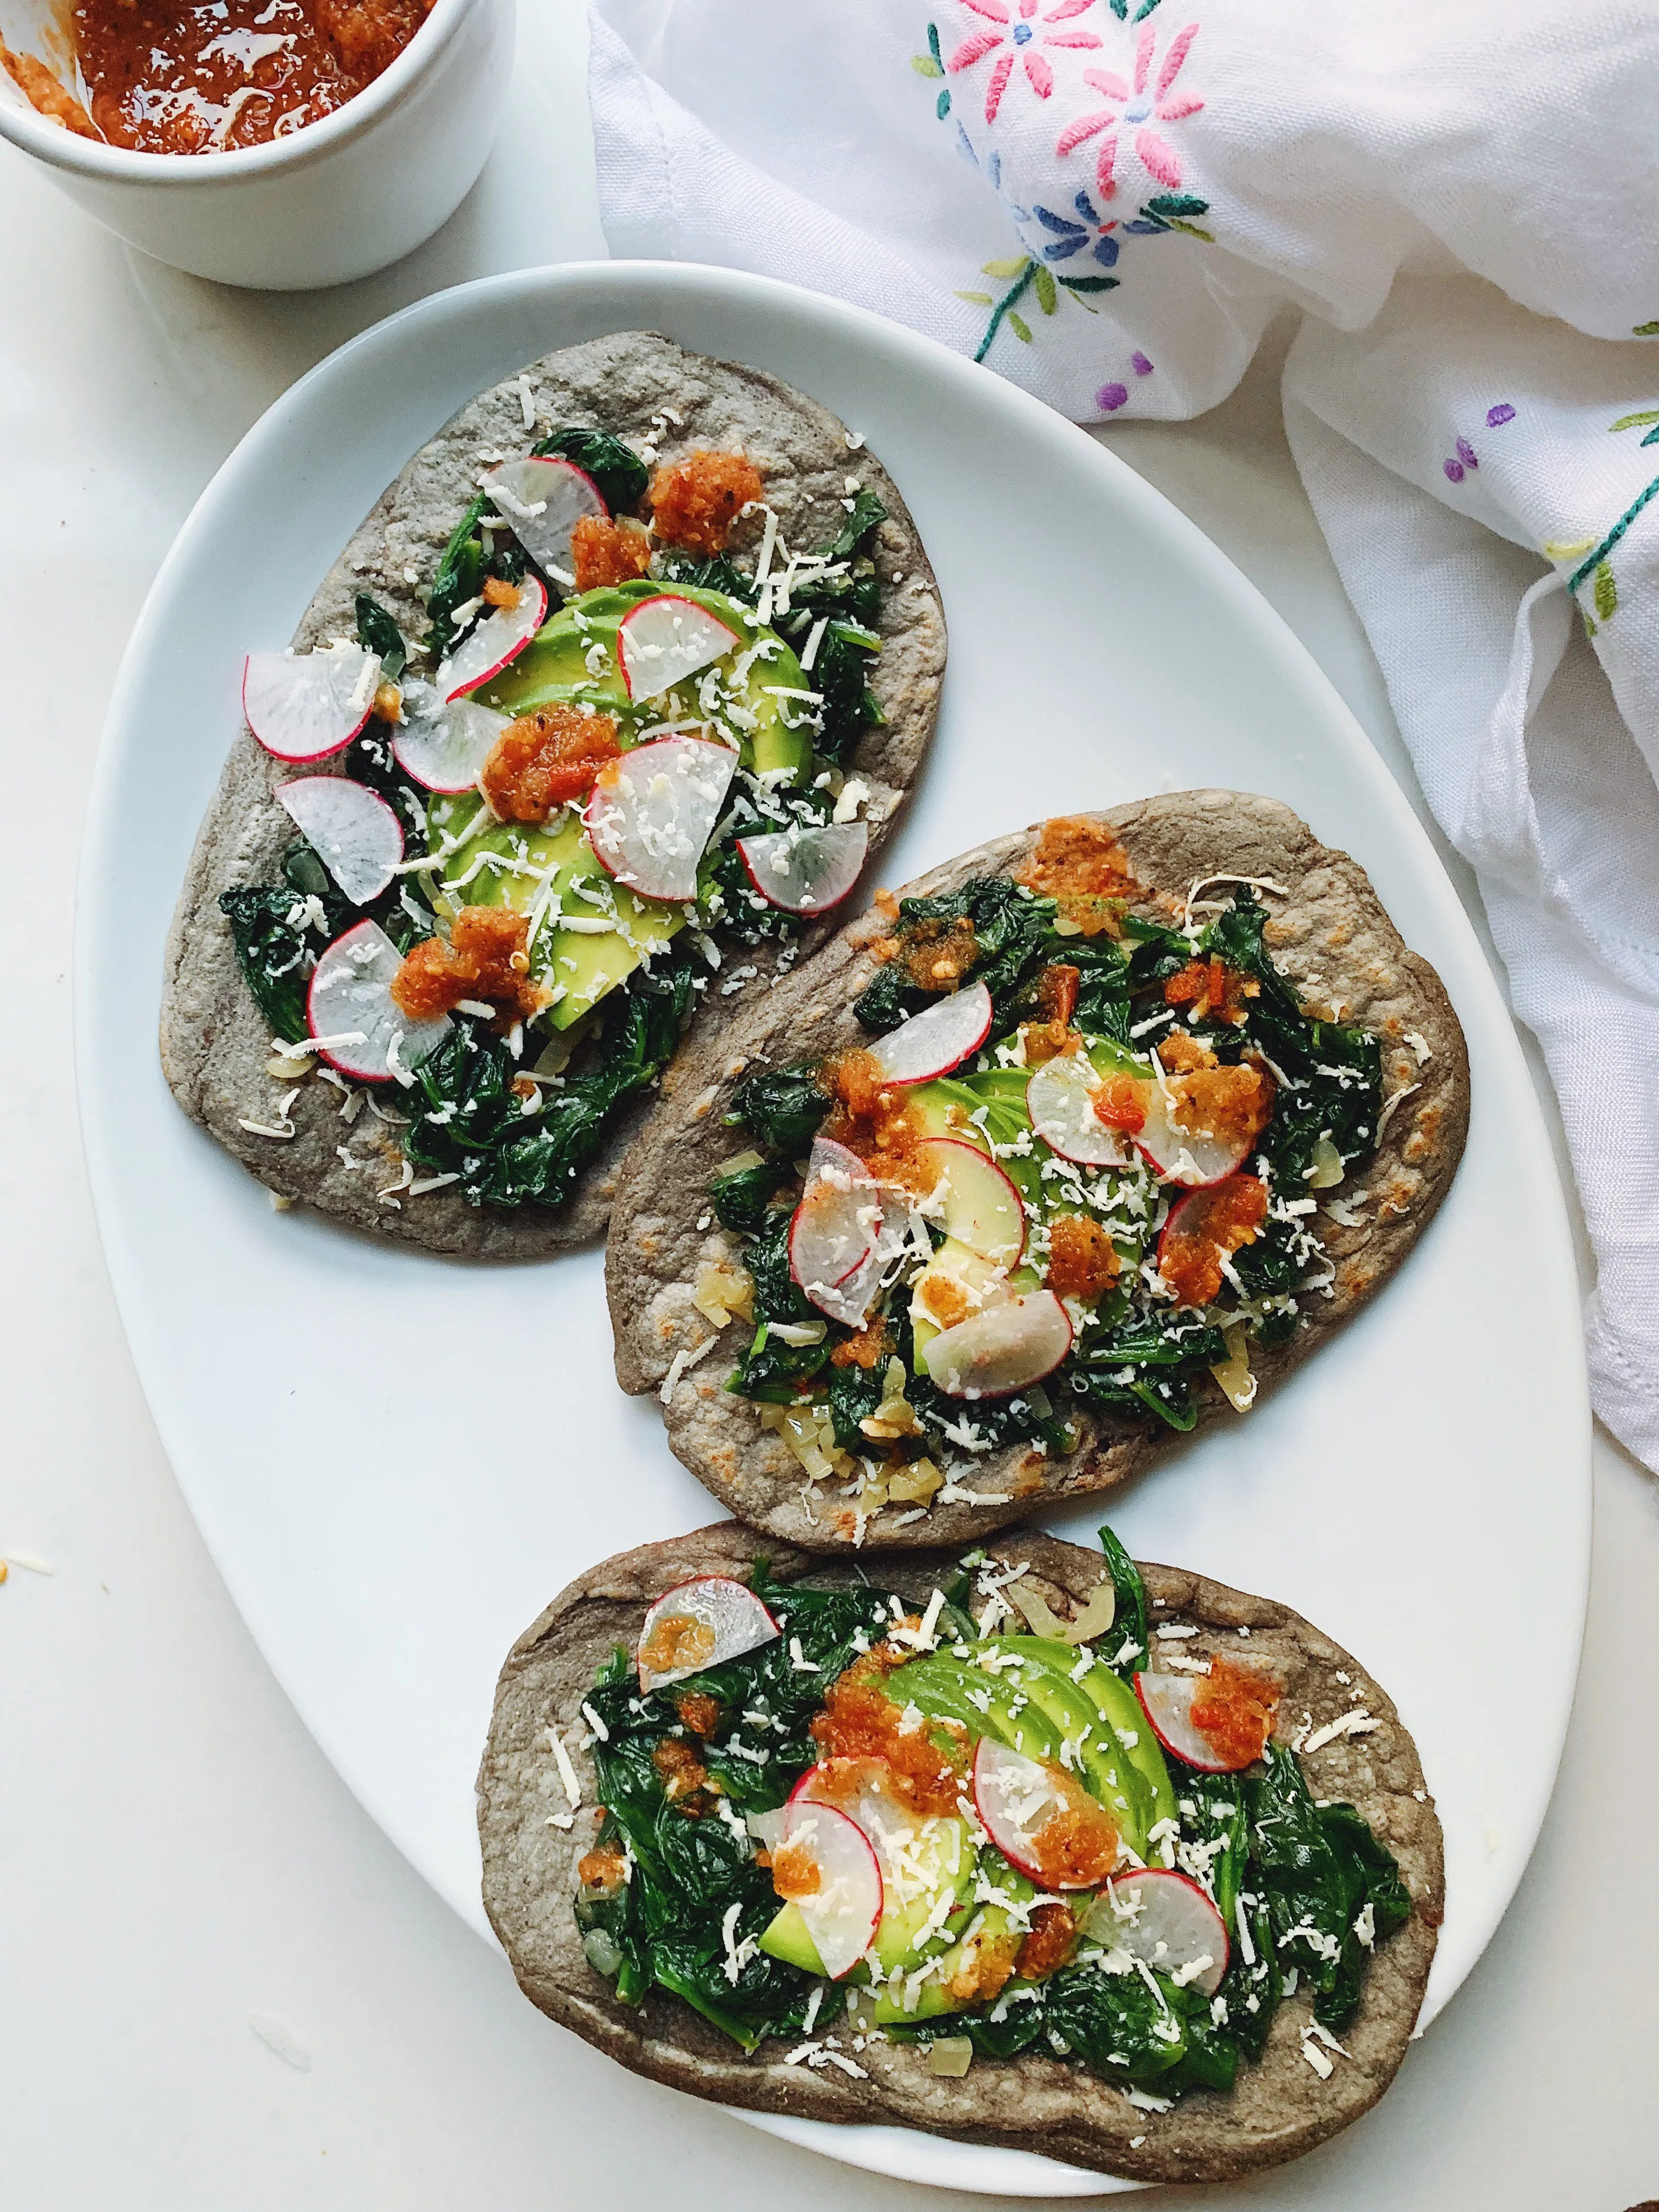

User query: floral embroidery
[1056,19,1203,198]
[945,0,1104,126]
[1108,0,1165,18]
[1487,402,1517,427]
[1543,406,1659,632]
[1442,436,1478,483]
[1033,187,1121,268]
[1097,380,1129,409]
[1131,349,1154,374]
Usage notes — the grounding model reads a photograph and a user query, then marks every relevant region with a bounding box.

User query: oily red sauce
[947,1928,1020,2005]
[648,451,765,556]
[1017,816,1137,936]
[577,1844,628,1895]
[1028,1780,1120,1891]
[1164,955,1259,1026]
[820,1048,936,1194]
[769,1832,822,1901]
[651,1737,709,1806]
[59,0,433,153]
[571,516,652,592]
[874,911,980,994]
[1189,1655,1279,1768]
[1159,1172,1270,1308]
[639,1610,716,1679]
[674,1691,720,1740]
[0,42,100,134]
[480,706,621,823]
[1158,1030,1275,1154]
[830,1317,890,1372]
[1045,1215,1120,1302]
[1092,1070,1147,1135]
[809,1671,968,1819]
[390,906,546,1028]
[1015,1900,1076,1980]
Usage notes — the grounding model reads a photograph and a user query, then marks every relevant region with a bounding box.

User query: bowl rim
[0,0,481,182]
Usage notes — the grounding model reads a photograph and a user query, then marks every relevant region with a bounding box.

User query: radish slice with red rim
[389,686,509,794]
[778,1799,883,1979]
[918,1137,1026,1266]
[866,981,993,1085]
[737,821,868,915]
[922,1289,1071,1398]
[1133,1670,1248,1774]
[584,733,738,902]
[482,456,608,583]
[790,1138,884,1322]
[616,593,742,701]
[1133,1060,1255,1186]
[1026,1053,1135,1169]
[435,572,549,702]
[244,643,379,763]
[276,777,404,904]
[305,918,450,1085]
[970,1736,1115,1889]
[636,1575,780,1692]
[1082,1869,1229,1995]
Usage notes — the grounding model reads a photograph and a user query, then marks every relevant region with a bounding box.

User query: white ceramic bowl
[0,0,514,289]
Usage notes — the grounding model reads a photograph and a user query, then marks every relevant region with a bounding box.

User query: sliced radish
[865,981,992,1086]
[1134,1062,1254,1186]
[737,822,868,915]
[244,642,379,763]
[970,1736,1116,1891]
[636,1574,780,1692]
[922,1290,1072,1399]
[828,1191,933,1333]
[1026,1054,1134,1169]
[1084,1869,1229,1996]
[791,1139,883,1321]
[617,593,741,702]
[778,1800,883,1980]
[305,918,450,1084]
[918,1137,1025,1267]
[1133,1671,1244,1774]
[389,686,509,794]
[584,733,737,902]
[482,456,608,582]
[276,777,404,905]
[435,572,549,702]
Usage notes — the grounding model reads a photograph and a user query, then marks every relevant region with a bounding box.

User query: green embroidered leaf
[1008,312,1034,343]
[1033,265,1058,316]
[1633,321,1659,337]
[1582,608,1599,637]
[1594,561,1617,620]
[1058,274,1121,294]
[956,290,995,306]
[1144,193,1210,219]
[1165,220,1216,241]
[928,21,943,62]
[1610,411,1659,432]
[912,53,944,76]
[937,88,951,118]
[983,257,1030,279]
[1132,0,1164,16]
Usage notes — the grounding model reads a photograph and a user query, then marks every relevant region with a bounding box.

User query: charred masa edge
[476,1522,1443,2186]
[603,794,1472,1551]
[156,332,946,1255]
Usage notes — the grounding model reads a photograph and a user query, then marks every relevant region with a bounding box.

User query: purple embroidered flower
[1443,459,1465,483]
[1455,437,1478,469]
[1097,382,1130,412]
[1487,403,1516,428]
[1031,188,1120,266]
[1131,351,1153,375]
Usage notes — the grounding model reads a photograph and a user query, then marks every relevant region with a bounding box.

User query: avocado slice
[478,578,815,781]
[997,1636,1177,1833]
[896,1652,1065,1768]
[984,1640,1153,1852]
[759,1809,977,1979]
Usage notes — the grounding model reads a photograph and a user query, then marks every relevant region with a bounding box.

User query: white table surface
[4,7,1657,2206]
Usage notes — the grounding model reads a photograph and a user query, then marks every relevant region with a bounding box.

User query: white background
[3,5,1657,2206]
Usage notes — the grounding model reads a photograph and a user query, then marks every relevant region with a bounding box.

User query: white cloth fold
[589,0,1659,1469]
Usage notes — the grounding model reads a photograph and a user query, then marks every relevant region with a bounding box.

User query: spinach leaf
[1096,1525,1148,1680]
[533,425,650,513]
[1067,1317,1229,1434]
[424,492,490,650]
[353,591,408,680]
[1247,1744,1411,2029]
[809,620,885,766]
[822,489,888,562]
[852,876,1057,1033]
[729,1217,829,1400]
[218,842,354,1041]
[727,1062,832,1154]
[402,948,696,1208]
[653,546,755,603]
[825,1352,887,1451]
[710,1156,794,1235]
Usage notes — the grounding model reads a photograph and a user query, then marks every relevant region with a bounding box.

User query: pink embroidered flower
[1056,20,1203,199]
[947,0,1103,127]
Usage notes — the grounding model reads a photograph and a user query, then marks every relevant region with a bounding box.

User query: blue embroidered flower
[957,135,1032,224]
[1031,188,1120,267]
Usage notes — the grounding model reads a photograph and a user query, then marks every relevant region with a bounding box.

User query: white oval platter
[77,262,1589,2197]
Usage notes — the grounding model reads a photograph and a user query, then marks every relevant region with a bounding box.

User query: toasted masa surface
[477,1521,1443,2185]
[606,791,1470,1547]
[161,331,945,1256]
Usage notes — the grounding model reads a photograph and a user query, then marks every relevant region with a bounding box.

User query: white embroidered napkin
[589,0,1659,1470]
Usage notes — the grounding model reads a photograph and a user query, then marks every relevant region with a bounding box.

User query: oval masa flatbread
[606,792,1470,1548]
[477,1521,1443,2186]
[161,331,946,1256]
